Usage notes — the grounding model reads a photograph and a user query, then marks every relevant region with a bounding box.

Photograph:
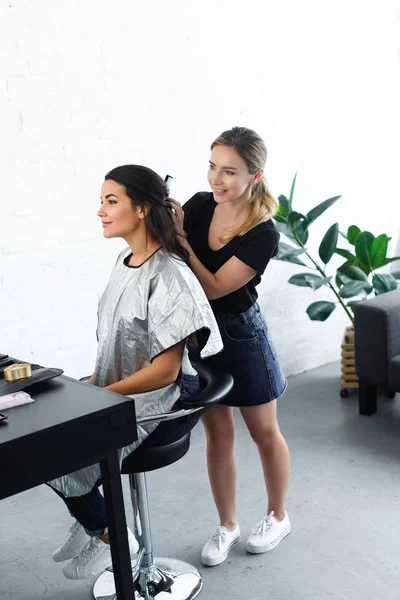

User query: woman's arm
[169,198,257,300]
[104,340,185,396]
[184,249,256,301]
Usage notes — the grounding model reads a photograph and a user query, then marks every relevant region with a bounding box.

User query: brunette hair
[105,165,188,262]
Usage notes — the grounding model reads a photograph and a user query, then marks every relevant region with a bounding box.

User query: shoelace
[78,537,102,563]
[252,511,275,535]
[210,527,228,550]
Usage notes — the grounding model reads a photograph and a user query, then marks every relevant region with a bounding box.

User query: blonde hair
[211,126,278,243]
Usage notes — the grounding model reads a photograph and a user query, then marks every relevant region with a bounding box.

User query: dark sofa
[354,289,400,415]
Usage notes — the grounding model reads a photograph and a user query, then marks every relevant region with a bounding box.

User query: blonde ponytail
[220,177,278,244]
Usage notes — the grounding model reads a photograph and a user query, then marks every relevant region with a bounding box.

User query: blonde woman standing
[169,126,291,566]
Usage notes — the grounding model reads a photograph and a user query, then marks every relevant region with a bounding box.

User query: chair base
[93,557,203,600]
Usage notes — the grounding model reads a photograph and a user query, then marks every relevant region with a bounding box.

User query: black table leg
[100,450,134,599]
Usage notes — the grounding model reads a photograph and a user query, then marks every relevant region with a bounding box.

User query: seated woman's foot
[246,511,291,554]
[53,520,89,563]
[62,528,138,580]
[201,523,241,566]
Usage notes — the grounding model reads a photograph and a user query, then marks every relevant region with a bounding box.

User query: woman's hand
[168,198,187,242]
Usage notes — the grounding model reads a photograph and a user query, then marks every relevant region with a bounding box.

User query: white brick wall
[1,0,400,379]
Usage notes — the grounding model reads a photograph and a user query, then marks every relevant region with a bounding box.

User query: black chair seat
[121,432,191,474]
[121,360,233,474]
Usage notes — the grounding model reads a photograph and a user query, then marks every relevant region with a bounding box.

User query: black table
[0,374,137,599]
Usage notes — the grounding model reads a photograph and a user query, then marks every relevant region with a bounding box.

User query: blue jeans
[52,479,107,537]
[51,373,201,536]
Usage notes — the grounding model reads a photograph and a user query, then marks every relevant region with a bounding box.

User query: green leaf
[339,230,348,240]
[288,211,306,227]
[392,271,400,280]
[335,248,356,261]
[305,275,332,290]
[353,258,370,276]
[274,213,287,224]
[319,223,339,264]
[369,234,390,269]
[288,273,322,287]
[372,273,398,296]
[278,195,290,217]
[306,301,336,321]
[277,202,286,218]
[274,220,300,244]
[336,274,345,287]
[347,225,361,245]
[287,273,331,290]
[337,263,369,282]
[306,196,341,226]
[288,211,309,245]
[288,173,297,213]
[295,222,309,245]
[275,242,307,266]
[355,231,375,270]
[339,281,373,298]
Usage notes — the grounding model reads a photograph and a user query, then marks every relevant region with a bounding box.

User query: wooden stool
[340,326,359,397]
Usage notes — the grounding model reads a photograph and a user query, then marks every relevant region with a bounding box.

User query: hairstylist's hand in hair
[168,198,187,243]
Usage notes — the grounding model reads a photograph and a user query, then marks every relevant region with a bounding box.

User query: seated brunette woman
[48,165,223,580]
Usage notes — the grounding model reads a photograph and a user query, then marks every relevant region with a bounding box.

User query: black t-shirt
[183,192,280,315]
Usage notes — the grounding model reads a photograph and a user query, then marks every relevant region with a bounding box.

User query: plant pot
[340,326,359,397]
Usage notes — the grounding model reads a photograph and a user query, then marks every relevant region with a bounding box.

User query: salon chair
[93,359,233,600]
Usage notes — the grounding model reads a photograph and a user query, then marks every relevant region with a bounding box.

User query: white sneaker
[201,524,241,567]
[62,528,139,580]
[53,520,89,563]
[246,511,291,554]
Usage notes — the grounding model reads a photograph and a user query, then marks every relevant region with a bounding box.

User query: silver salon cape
[49,247,223,497]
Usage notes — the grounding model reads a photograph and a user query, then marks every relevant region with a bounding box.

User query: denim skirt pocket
[223,316,258,343]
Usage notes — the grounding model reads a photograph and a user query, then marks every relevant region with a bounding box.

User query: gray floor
[1,361,400,600]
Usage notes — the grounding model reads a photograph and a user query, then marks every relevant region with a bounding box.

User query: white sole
[63,561,112,580]
[246,525,291,554]
[53,549,81,563]
[201,536,241,567]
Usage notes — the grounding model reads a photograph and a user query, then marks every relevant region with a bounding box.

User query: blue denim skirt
[191,302,287,407]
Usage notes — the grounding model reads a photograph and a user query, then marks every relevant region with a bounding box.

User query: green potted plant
[273,174,400,395]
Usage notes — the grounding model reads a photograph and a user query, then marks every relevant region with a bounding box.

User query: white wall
[1,0,400,379]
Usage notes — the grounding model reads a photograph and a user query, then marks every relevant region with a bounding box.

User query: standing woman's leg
[240,401,290,518]
[240,400,291,553]
[201,404,237,529]
[200,404,241,566]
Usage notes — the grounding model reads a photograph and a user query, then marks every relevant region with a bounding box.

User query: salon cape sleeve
[147,257,223,362]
